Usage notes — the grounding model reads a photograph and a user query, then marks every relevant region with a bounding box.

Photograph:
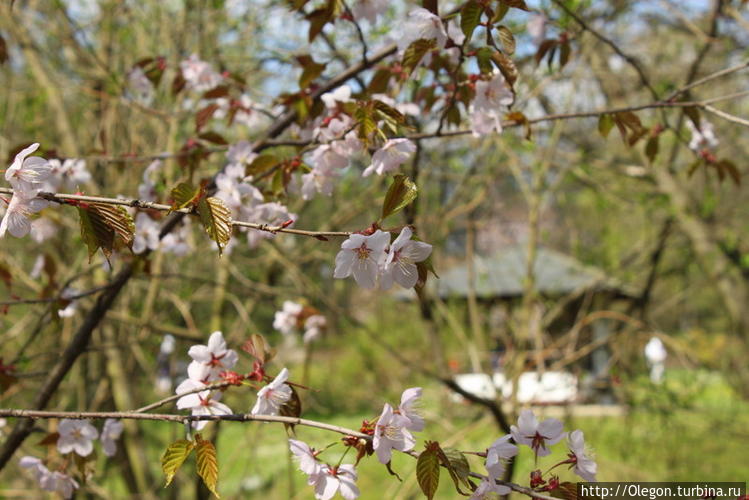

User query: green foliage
[381,175,418,221]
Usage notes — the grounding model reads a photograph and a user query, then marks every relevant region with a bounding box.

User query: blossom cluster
[273,300,327,344]
[19,418,123,499]
[334,227,432,289]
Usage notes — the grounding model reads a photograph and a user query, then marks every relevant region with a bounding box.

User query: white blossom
[527,13,548,46]
[686,119,719,152]
[485,434,518,480]
[362,139,416,177]
[57,419,99,457]
[373,403,415,464]
[471,73,514,137]
[334,230,391,289]
[187,331,239,382]
[180,54,223,92]
[5,143,52,197]
[397,387,424,431]
[398,8,448,54]
[321,85,352,110]
[303,314,326,343]
[101,419,124,457]
[510,409,564,457]
[380,227,432,290]
[289,439,322,478]
[470,477,511,499]
[175,378,233,430]
[567,430,597,482]
[313,464,360,500]
[0,193,47,239]
[251,368,293,416]
[273,301,304,335]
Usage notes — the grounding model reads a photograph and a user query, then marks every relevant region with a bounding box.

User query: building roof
[421,245,632,299]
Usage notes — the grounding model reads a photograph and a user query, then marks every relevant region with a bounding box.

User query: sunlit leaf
[197,197,233,255]
[169,182,202,212]
[499,0,529,10]
[491,51,518,86]
[402,38,437,76]
[598,114,614,138]
[416,442,441,500]
[496,26,516,55]
[78,203,135,262]
[195,435,220,498]
[161,439,195,487]
[381,175,418,220]
[460,1,483,43]
[439,447,472,494]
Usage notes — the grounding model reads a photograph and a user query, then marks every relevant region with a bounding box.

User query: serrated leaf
[491,51,518,87]
[241,333,271,363]
[306,7,332,42]
[279,384,302,431]
[246,155,282,177]
[374,100,405,124]
[598,114,614,138]
[381,175,418,220]
[496,26,516,55]
[402,38,437,75]
[355,105,377,141]
[440,448,472,494]
[197,197,233,255]
[195,435,220,498]
[460,1,483,43]
[549,481,579,500]
[78,203,135,262]
[161,439,195,487]
[170,182,202,212]
[416,444,441,500]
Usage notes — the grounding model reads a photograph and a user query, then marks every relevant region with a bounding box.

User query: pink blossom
[363,139,416,177]
[471,73,514,137]
[180,54,223,92]
[0,193,48,238]
[175,378,233,430]
[485,434,518,480]
[313,464,359,500]
[289,439,322,477]
[398,8,447,54]
[373,403,415,464]
[251,368,293,416]
[380,227,432,290]
[5,143,52,196]
[101,419,124,457]
[398,387,424,431]
[510,409,564,457]
[187,331,239,382]
[567,430,597,482]
[334,230,391,289]
[57,419,99,457]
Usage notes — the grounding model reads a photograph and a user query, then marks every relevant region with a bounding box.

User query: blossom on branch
[0,192,48,238]
[470,477,511,499]
[397,387,425,431]
[314,464,360,500]
[372,403,416,464]
[251,367,293,416]
[510,409,564,457]
[350,0,388,24]
[362,139,416,177]
[334,230,390,289]
[175,378,233,430]
[289,439,322,477]
[20,457,79,500]
[485,434,518,481]
[380,227,432,290]
[5,143,52,196]
[57,419,99,457]
[398,7,447,54]
[471,73,514,137]
[101,418,124,457]
[567,430,597,482]
[180,54,223,92]
[187,331,239,382]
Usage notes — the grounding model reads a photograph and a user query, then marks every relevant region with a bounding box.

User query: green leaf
[246,155,282,177]
[496,26,516,55]
[402,38,437,76]
[355,104,378,142]
[297,55,326,89]
[169,182,202,212]
[460,1,483,43]
[161,439,195,487]
[381,175,418,220]
[475,47,494,74]
[500,0,529,10]
[439,447,472,494]
[598,114,614,138]
[78,203,135,262]
[416,443,441,500]
[197,197,233,255]
[195,435,220,498]
[491,3,510,23]
[645,135,659,163]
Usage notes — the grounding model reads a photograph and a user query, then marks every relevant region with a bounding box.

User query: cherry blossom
[372,403,416,464]
[510,409,564,457]
[485,434,518,480]
[126,66,155,105]
[302,145,349,200]
[314,464,360,500]
[5,143,52,196]
[175,378,233,430]
[137,160,162,202]
[21,458,79,500]
[686,119,719,152]
[43,158,91,192]
[30,217,58,243]
[251,367,293,416]
[350,0,388,24]
[380,227,433,290]
[398,8,447,54]
[244,201,296,249]
[397,387,425,432]
[289,439,322,478]
[19,456,49,483]
[57,419,99,457]
[0,192,48,238]
[362,138,416,177]
[471,73,514,137]
[470,477,511,499]
[226,140,257,167]
[334,230,391,289]
[567,430,597,482]
[321,85,353,110]
[303,314,326,343]
[273,300,304,335]
[101,418,124,457]
[187,331,239,382]
[180,54,223,92]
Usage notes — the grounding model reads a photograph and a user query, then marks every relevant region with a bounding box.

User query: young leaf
[198,131,229,146]
[381,175,418,220]
[402,38,437,76]
[197,197,233,255]
[195,435,220,498]
[0,35,8,65]
[416,442,441,500]
[170,182,202,212]
[598,114,614,138]
[297,55,326,89]
[460,1,483,43]
[491,51,518,87]
[161,439,195,487]
[195,103,220,132]
[78,203,135,261]
[645,135,659,163]
[500,0,529,10]
[496,26,516,55]
[246,155,282,177]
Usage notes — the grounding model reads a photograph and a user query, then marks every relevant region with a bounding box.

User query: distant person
[644,337,667,384]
